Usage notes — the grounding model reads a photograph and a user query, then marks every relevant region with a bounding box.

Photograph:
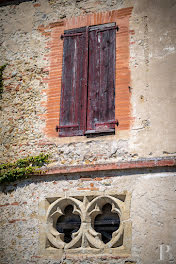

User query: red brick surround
[39,8,133,137]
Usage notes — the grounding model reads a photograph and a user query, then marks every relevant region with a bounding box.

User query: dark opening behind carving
[56,205,81,243]
[94,203,120,243]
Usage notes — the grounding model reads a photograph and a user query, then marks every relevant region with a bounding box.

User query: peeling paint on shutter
[59,27,88,137]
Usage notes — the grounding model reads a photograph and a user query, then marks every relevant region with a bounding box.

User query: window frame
[44,9,132,138]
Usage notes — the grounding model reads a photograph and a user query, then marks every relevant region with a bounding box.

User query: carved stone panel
[39,191,131,258]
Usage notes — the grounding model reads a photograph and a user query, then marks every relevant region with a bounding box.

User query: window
[39,192,131,258]
[58,23,118,137]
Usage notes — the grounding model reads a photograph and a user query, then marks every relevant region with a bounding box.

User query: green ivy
[0,154,49,184]
[0,64,7,96]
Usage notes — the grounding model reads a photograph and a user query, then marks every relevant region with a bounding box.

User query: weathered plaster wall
[129,0,176,158]
[0,168,176,264]
[0,0,175,165]
[0,1,176,264]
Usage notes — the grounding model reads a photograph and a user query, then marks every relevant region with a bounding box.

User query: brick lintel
[44,157,176,176]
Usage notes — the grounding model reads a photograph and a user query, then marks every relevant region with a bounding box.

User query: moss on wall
[0,153,49,184]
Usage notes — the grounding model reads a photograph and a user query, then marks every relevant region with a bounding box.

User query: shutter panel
[86,23,116,134]
[59,27,88,137]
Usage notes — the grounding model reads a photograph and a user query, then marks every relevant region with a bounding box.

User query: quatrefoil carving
[46,194,125,250]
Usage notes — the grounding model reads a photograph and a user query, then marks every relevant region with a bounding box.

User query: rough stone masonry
[0,0,176,263]
[0,0,176,165]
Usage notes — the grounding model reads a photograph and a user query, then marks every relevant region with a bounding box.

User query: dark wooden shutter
[59,27,88,137]
[86,23,116,134]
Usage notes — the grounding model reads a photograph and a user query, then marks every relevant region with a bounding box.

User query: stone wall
[0,0,176,165]
[0,168,176,264]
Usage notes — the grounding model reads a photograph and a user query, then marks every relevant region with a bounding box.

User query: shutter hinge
[95,120,119,126]
[96,25,119,33]
[56,124,79,131]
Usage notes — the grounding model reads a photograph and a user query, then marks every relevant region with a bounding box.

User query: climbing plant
[0,153,49,184]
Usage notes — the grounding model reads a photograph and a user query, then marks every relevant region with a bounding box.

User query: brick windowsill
[43,157,176,176]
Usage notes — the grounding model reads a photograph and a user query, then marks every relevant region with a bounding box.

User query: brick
[53,181,57,184]
[90,187,99,191]
[50,21,65,28]
[80,178,92,181]
[9,220,17,223]
[9,219,26,223]
[44,113,59,119]
[31,256,41,259]
[11,202,19,206]
[94,177,103,181]
[42,32,51,37]
[0,203,10,207]
[38,25,45,31]
[33,3,41,7]
[77,188,90,190]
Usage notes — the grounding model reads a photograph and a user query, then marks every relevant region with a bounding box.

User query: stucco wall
[0,168,176,264]
[0,0,176,165]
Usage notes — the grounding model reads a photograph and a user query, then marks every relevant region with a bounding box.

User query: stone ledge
[43,157,176,176]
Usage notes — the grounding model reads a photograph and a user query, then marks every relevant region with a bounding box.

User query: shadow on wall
[0,0,33,7]
[0,166,175,194]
